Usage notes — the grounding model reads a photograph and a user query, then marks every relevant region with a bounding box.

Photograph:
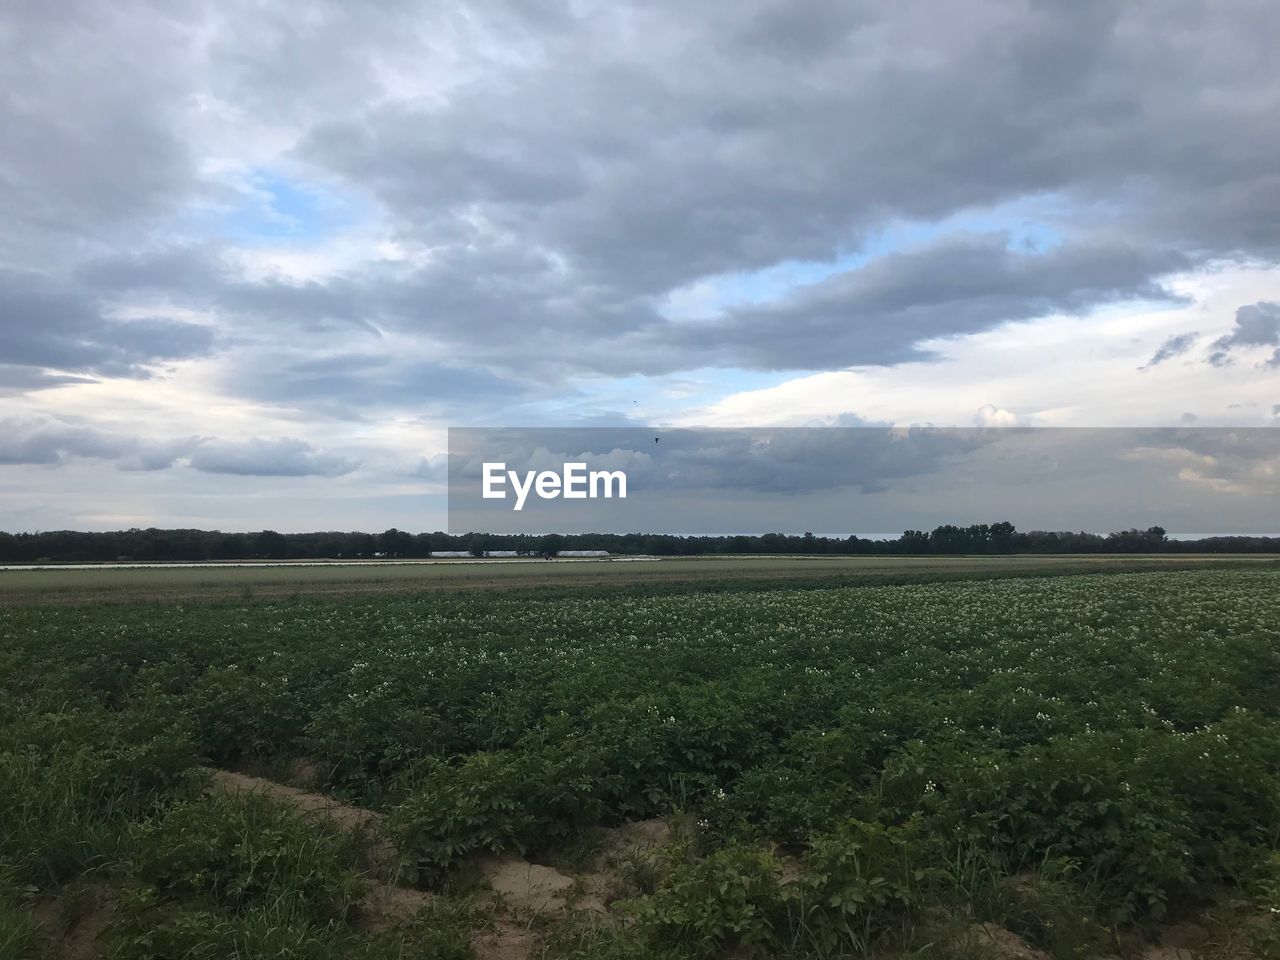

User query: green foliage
[627,842,784,957]
[993,865,1112,960]
[926,714,1280,921]
[111,893,477,960]
[112,894,339,960]
[787,819,933,954]
[701,729,869,841]
[3,567,1280,955]
[128,791,365,921]
[0,708,197,885]
[305,687,448,786]
[1244,852,1280,957]
[183,664,313,764]
[625,822,936,958]
[395,752,534,875]
[360,896,478,960]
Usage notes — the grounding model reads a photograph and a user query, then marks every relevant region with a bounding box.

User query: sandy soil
[206,766,673,959]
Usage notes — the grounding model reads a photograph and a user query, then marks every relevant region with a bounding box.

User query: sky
[448,427,1280,536]
[1,0,1278,533]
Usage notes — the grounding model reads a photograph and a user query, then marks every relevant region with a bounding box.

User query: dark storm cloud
[1209,301,1280,367]
[4,0,1280,404]
[1142,332,1200,370]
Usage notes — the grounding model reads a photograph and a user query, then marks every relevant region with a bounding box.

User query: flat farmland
[2,552,1277,604]
[2,565,1279,959]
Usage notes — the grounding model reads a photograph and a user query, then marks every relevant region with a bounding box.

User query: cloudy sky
[2,0,1278,532]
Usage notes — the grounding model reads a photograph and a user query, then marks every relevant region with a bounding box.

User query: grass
[0,888,45,960]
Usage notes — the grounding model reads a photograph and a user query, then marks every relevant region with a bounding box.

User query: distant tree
[899,530,930,553]
[1106,526,1169,553]
[990,521,1016,553]
[253,530,287,559]
[5,521,1278,563]
[378,528,414,558]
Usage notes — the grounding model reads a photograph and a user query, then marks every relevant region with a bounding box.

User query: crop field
[2,568,1279,959]
[1,552,1275,605]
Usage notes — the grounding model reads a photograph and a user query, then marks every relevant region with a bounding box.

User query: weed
[128,791,365,921]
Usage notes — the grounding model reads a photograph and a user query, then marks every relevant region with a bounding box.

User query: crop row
[2,569,1279,935]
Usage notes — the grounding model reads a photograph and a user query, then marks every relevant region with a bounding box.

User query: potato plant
[1,568,1278,955]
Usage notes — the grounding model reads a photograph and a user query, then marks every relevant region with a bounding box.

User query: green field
[2,567,1279,959]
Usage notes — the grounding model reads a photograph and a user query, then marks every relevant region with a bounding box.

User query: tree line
[1,524,1277,562]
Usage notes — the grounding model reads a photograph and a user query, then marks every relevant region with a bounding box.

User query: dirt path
[206,768,400,878]
[206,767,430,926]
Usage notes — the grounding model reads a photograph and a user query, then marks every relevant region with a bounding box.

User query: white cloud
[682,263,1280,429]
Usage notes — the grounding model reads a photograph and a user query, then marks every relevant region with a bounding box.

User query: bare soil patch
[27,883,113,960]
[471,920,540,960]
[970,922,1052,960]
[476,855,580,914]
[205,768,674,931]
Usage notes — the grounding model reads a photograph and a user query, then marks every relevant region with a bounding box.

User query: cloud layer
[2,0,1279,529]
[0,417,356,477]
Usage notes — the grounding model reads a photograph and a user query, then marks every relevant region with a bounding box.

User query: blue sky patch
[205,169,366,244]
[661,195,1070,320]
